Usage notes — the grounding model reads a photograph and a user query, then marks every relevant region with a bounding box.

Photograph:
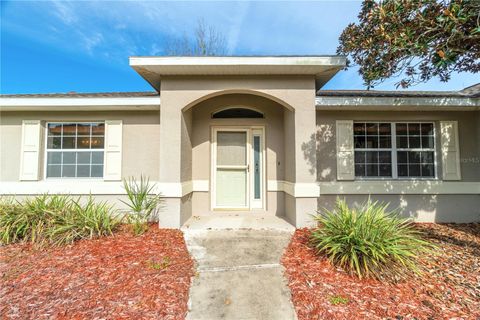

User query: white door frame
[211,126,266,211]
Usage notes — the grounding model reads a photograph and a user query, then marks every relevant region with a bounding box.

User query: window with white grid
[46,122,104,178]
[354,122,435,179]
[395,123,435,178]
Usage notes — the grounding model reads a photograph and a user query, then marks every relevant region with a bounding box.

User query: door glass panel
[217,132,246,166]
[253,136,261,199]
[216,131,248,207]
[216,169,247,207]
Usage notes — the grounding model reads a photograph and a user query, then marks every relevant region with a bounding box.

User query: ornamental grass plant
[0,194,120,246]
[310,198,432,280]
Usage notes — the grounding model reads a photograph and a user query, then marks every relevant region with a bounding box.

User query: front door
[212,128,264,210]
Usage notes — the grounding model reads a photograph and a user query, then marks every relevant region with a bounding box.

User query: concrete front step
[181,214,296,232]
[184,230,293,268]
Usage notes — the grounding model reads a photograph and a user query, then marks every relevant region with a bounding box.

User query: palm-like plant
[121,175,163,234]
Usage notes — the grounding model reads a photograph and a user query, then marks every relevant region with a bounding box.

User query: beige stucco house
[1,56,479,227]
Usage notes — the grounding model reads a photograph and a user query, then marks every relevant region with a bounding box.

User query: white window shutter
[336,120,355,180]
[440,121,461,180]
[104,120,123,181]
[19,120,41,181]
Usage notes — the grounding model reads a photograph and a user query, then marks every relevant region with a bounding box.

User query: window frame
[211,106,265,119]
[43,121,105,180]
[353,121,437,180]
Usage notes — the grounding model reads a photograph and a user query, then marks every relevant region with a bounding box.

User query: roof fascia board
[0,96,160,111]
[316,96,479,109]
[129,56,347,67]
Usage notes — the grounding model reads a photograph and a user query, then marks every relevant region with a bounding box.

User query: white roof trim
[316,96,480,110]
[0,96,160,111]
[3,94,477,112]
[130,56,346,67]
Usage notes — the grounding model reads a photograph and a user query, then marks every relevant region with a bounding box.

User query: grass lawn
[282,223,480,320]
[0,225,194,319]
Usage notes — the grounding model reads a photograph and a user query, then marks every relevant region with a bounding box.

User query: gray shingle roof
[460,83,480,97]
[0,91,159,98]
[316,83,480,98]
[2,84,479,99]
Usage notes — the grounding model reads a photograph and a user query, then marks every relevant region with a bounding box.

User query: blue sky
[1,0,478,94]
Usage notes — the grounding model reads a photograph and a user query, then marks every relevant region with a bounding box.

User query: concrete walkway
[182,218,297,320]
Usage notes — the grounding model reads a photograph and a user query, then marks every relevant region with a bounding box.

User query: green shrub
[0,194,120,246]
[328,295,349,305]
[121,175,163,235]
[147,256,171,270]
[0,197,30,244]
[310,198,431,280]
[46,196,120,246]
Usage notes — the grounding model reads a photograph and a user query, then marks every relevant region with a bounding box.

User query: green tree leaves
[338,0,480,88]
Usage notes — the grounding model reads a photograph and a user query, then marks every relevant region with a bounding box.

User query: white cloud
[114,23,127,30]
[226,2,250,55]
[149,43,162,56]
[50,0,78,24]
[82,32,104,55]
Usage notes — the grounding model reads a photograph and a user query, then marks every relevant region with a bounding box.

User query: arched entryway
[184,92,292,216]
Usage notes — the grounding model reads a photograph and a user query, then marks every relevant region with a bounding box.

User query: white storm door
[214,130,249,208]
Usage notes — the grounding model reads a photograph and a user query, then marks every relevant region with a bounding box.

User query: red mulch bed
[282,224,480,320]
[0,225,194,320]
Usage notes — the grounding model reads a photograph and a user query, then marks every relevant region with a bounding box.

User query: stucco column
[158,93,193,228]
[284,89,318,227]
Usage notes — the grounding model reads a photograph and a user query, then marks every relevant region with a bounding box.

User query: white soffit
[129,56,347,91]
[0,96,161,111]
